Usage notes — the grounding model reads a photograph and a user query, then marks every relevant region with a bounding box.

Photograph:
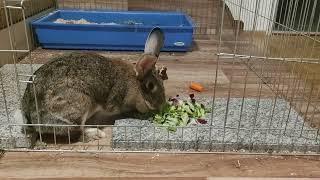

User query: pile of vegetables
[153,94,210,132]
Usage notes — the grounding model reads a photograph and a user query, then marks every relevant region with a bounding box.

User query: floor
[0,152,320,179]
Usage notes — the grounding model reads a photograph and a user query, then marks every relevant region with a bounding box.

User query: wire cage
[0,0,320,154]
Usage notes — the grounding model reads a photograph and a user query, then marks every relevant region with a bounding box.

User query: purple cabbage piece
[197,118,207,124]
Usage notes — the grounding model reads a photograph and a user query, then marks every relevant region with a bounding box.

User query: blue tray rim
[32,9,196,30]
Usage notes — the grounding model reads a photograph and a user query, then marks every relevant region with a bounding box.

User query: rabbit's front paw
[82,128,106,142]
[33,140,47,150]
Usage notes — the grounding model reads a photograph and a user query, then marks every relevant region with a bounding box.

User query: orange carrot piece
[190,82,204,92]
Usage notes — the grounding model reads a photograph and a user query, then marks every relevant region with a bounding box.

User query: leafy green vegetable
[152,94,210,132]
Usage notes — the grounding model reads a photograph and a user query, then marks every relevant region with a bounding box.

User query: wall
[128,0,218,38]
[56,0,128,10]
[224,0,278,31]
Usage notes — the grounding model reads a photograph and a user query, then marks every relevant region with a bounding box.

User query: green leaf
[200,108,205,117]
[184,105,193,114]
[168,126,177,132]
[181,113,189,126]
[169,106,176,112]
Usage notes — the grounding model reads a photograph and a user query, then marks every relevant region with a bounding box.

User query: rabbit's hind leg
[81,105,124,142]
[82,128,106,141]
[44,89,98,143]
[80,105,112,142]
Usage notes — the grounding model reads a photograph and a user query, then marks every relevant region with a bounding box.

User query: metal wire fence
[0,0,320,155]
[215,0,320,154]
[0,0,55,30]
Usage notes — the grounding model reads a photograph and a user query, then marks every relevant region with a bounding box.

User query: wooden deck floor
[0,152,320,179]
[4,125,316,178]
[18,40,275,99]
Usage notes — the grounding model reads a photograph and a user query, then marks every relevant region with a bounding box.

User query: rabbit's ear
[144,27,165,58]
[135,54,157,80]
[156,65,168,80]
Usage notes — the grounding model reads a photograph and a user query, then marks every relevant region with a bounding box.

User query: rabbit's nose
[145,100,156,111]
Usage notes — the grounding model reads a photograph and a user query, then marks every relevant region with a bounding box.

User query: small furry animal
[18,27,168,142]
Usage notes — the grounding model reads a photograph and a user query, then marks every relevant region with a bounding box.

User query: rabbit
[20,27,168,142]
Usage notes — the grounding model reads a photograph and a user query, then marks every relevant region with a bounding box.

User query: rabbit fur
[20,28,168,142]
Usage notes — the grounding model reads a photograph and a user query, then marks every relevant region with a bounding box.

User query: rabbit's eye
[146,82,157,93]
[148,82,154,90]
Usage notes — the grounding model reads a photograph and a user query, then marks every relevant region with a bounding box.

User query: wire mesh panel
[215,0,320,153]
[0,0,55,30]
[0,0,320,154]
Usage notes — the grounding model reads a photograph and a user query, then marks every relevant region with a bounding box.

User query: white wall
[224,0,279,31]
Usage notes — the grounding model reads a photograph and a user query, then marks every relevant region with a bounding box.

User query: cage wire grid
[0,0,320,154]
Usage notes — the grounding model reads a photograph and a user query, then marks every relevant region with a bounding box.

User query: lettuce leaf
[152,94,210,132]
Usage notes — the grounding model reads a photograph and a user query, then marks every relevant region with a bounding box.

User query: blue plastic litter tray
[32,9,195,52]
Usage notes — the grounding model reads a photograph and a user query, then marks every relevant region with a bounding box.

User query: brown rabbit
[19,27,168,142]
